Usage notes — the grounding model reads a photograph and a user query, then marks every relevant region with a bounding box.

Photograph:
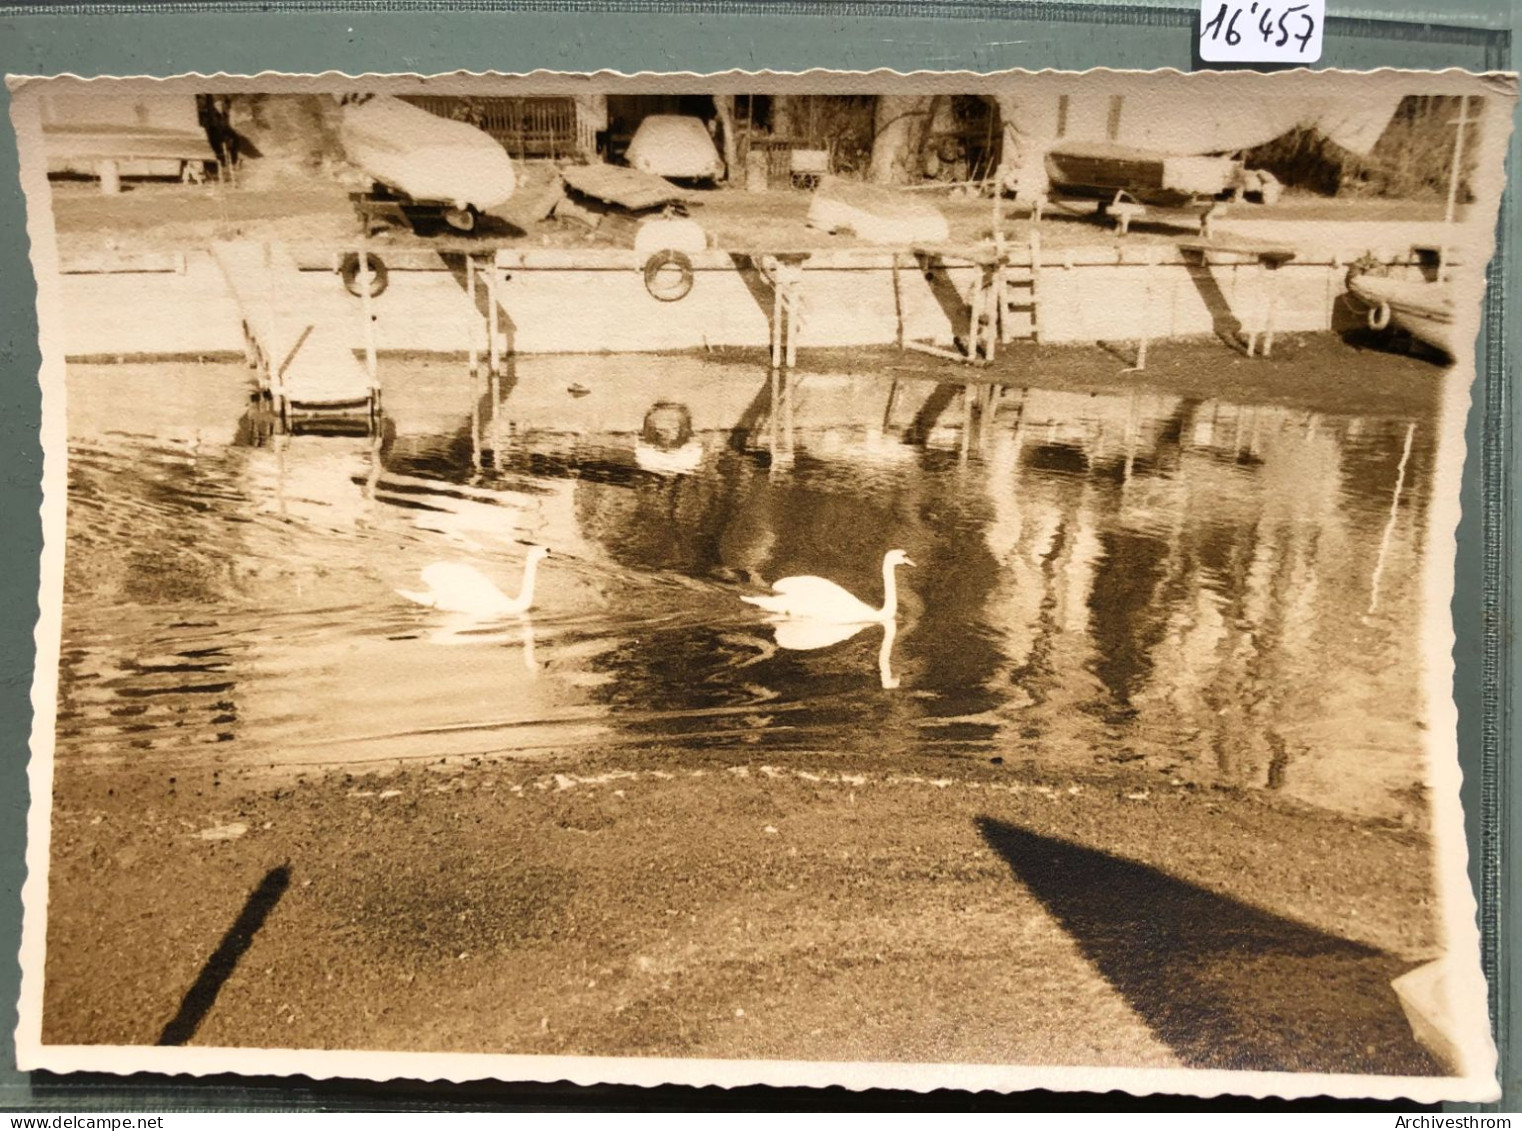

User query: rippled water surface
[59,352,1436,822]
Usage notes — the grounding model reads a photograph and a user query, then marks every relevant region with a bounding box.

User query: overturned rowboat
[338,94,517,232]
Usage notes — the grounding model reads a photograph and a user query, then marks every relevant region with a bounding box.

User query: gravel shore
[44,742,1439,1077]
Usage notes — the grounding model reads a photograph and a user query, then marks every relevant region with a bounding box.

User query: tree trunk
[990,92,1055,199]
[712,94,740,184]
[869,94,933,185]
[772,94,796,140]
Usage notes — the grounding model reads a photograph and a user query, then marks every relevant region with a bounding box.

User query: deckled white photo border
[7,67,1513,1104]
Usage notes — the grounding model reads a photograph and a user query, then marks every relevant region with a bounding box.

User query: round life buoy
[1367,301,1392,331]
[644,250,695,303]
[340,252,389,298]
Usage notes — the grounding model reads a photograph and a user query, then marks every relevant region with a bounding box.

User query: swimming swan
[398,547,550,618]
[742,549,913,624]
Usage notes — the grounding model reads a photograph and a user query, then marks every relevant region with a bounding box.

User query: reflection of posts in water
[768,367,795,469]
[488,364,503,468]
[959,385,973,464]
[1368,422,1417,616]
[467,256,484,475]
[980,383,1002,453]
[364,422,383,503]
[958,382,1003,463]
[469,367,484,477]
[882,377,901,436]
[1122,247,1156,373]
[1122,389,1139,486]
[273,431,289,519]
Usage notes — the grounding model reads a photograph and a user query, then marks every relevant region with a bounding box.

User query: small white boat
[1347,271,1456,359]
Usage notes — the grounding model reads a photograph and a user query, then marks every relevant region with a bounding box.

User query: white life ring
[644,250,695,303]
[1367,301,1392,331]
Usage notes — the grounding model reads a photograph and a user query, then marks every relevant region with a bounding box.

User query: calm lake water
[58,351,1436,822]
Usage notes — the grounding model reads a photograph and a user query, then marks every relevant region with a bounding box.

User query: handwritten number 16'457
[1203,3,1316,52]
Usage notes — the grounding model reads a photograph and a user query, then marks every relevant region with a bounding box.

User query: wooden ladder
[995,228,1043,346]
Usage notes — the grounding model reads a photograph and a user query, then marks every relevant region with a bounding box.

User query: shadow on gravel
[976,818,1439,1077]
[158,863,292,1046]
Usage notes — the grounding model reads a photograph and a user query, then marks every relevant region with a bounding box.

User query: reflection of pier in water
[57,355,1435,820]
[365,358,1433,816]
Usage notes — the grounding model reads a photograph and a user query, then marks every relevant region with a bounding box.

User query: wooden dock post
[466,254,480,378]
[487,259,501,377]
[975,269,996,364]
[358,227,378,385]
[1262,264,1280,358]
[784,288,799,371]
[1126,247,1156,373]
[1028,227,1043,345]
[890,253,905,351]
[770,288,783,371]
[782,367,796,456]
[990,180,1008,347]
[1244,258,1283,358]
[261,241,285,423]
[769,366,779,457]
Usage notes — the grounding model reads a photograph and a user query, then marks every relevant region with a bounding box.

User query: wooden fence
[400,96,589,161]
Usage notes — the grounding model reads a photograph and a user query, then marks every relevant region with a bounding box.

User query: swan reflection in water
[421,615,541,674]
[757,617,901,691]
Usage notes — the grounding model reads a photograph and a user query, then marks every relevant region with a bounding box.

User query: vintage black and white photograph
[8,68,1514,1101]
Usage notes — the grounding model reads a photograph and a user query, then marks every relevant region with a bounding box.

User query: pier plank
[211,240,377,412]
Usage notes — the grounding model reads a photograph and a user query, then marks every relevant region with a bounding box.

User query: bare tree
[711,94,740,183]
[868,94,933,184]
[771,94,796,140]
[989,92,1054,199]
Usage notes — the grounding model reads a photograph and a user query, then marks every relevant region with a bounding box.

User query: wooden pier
[901,229,1044,366]
[211,240,380,429]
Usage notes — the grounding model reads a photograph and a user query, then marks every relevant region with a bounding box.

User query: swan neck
[880,556,899,620]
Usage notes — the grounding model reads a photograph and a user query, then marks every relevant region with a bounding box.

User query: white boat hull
[1348,274,1455,358]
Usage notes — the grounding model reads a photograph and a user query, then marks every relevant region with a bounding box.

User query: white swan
[398,547,549,618]
[742,549,913,624]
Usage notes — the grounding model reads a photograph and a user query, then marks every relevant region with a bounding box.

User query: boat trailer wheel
[643,249,695,303]
[1367,301,1392,331]
[340,251,390,299]
[444,205,479,233]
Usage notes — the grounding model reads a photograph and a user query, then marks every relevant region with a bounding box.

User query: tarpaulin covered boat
[339,94,516,222]
[994,76,1405,209]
